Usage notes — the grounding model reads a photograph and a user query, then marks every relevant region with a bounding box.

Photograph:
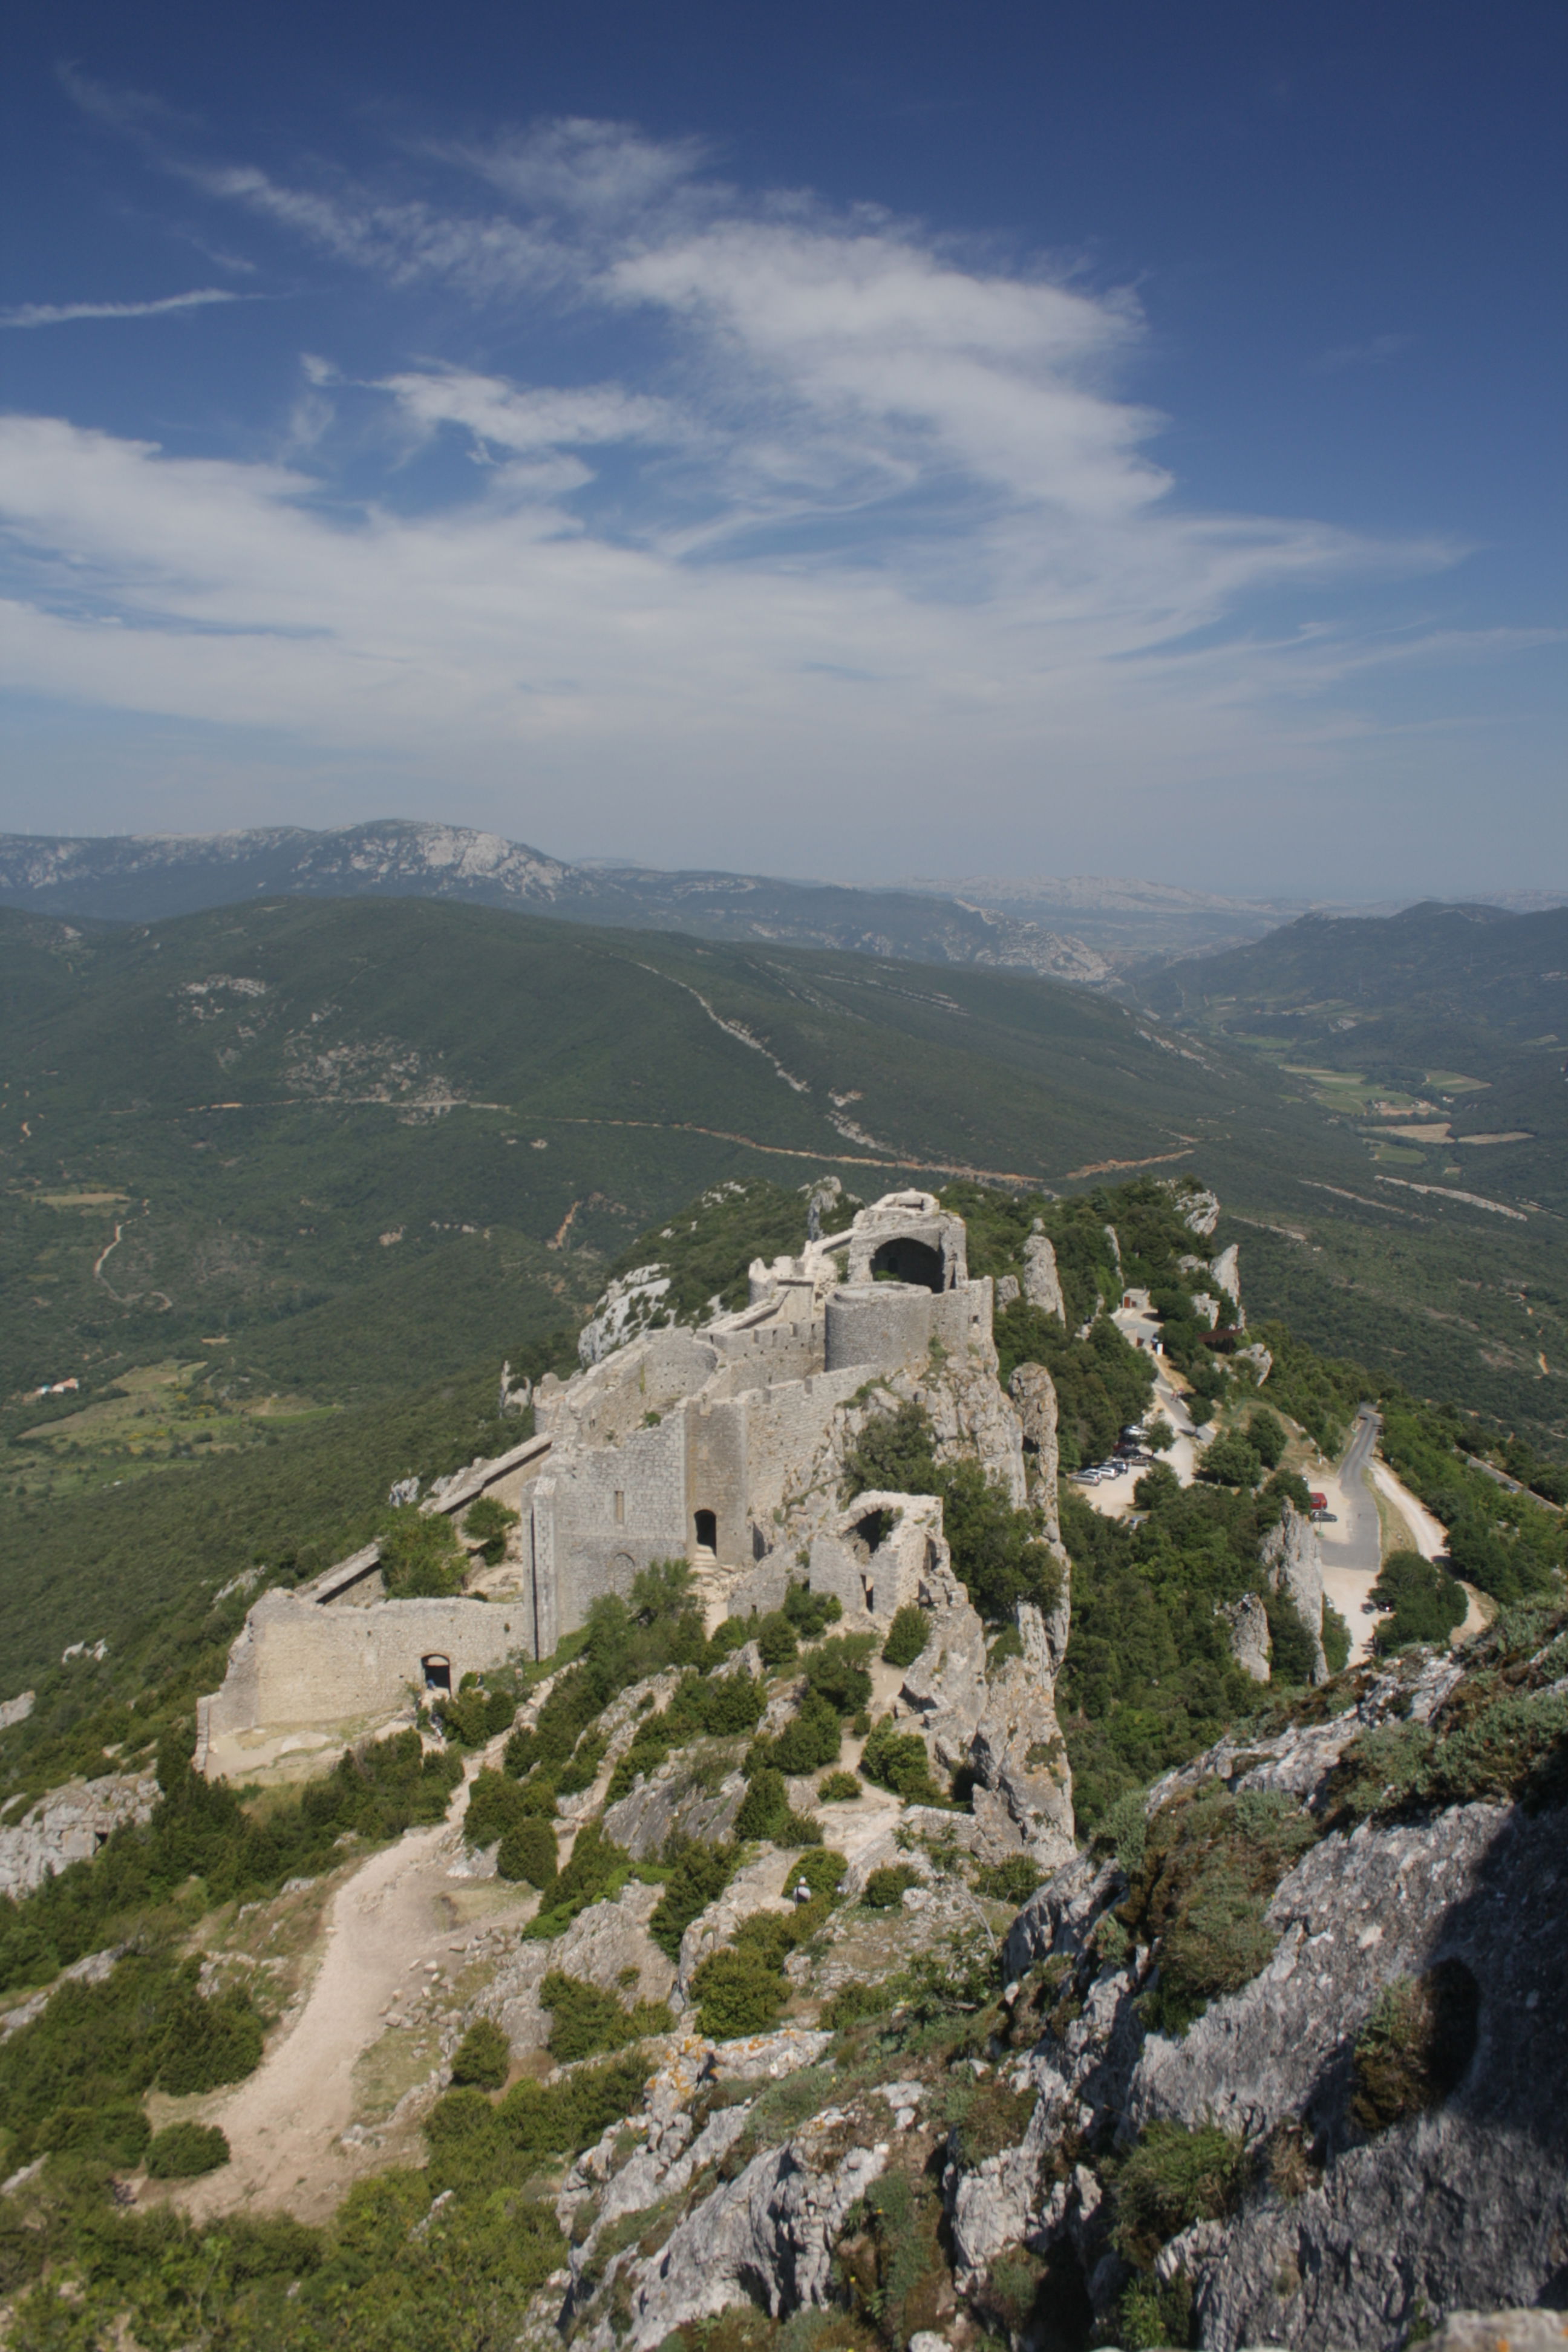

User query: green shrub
[735,1766,788,1840]
[1322,1600,1353,1676]
[973,1856,1045,1906]
[863,1864,921,1910]
[1370,1550,1468,1655]
[782,1847,847,1903]
[540,1971,673,2062]
[777,1808,825,1847]
[1248,1411,1288,1470]
[690,1946,789,2039]
[451,2017,512,2090]
[145,2121,230,2179]
[859,1721,945,1805]
[523,1819,629,1940]
[464,1495,520,1566]
[770,1691,843,1775]
[802,1635,875,1716]
[1350,1962,1480,2131]
[882,1606,931,1670]
[494,2051,651,2159]
[756,1613,799,1667]
[465,1766,532,1850]
[1264,1587,1320,1685]
[497,1815,558,1890]
[950,2077,1037,2166]
[1197,1432,1261,1489]
[379,1504,465,1598]
[818,1771,861,1803]
[555,1730,609,1796]
[1114,2120,1244,2265]
[649,1838,738,1960]
[35,2102,149,2167]
[1120,1785,1318,2034]
[783,1581,843,1639]
[1096,1788,1148,1875]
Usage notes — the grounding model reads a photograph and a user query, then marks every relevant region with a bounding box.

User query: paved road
[1323,1406,1383,1576]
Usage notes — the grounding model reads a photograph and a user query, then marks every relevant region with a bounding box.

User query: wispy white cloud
[3,108,1532,871]
[0,287,245,328]
[1313,332,1411,373]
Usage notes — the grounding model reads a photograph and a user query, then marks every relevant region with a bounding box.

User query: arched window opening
[870,1237,944,1292]
[421,1654,452,1693]
[693,1509,717,1557]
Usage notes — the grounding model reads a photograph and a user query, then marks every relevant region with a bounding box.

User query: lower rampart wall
[203,1590,530,1747]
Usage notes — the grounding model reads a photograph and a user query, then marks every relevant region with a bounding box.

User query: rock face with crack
[969,1601,1075,1866]
[610,2119,890,2351]
[967,1633,1568,2348]
[1261,1501,1328,1682]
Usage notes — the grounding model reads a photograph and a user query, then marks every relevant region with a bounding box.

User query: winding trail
[184,1765,498,2224]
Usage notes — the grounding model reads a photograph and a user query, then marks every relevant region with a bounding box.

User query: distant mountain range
[3,820,1563,984]
[0,822,1120,983]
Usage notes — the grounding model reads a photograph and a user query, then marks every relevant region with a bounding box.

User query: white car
[1071,1467,1103,1484]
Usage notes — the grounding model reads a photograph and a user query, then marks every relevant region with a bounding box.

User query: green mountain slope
[0,889,1561,1684]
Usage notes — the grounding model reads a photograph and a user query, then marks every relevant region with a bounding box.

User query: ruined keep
[198,1191,1040,1789]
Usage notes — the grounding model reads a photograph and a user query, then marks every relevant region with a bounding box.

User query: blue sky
[1,0,1563,895]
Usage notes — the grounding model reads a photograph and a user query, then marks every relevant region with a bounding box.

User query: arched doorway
[870,1236,944,1292]
[420,1654,452,1693]
[693,1509,717,1558]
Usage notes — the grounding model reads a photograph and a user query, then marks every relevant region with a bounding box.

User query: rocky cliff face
[0,1771,158,1900]
[503,1608,1567,2352]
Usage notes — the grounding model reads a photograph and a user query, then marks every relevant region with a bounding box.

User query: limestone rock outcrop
[969,1601,1074,1868]
[1221,1591,1272,1682]
[1010,1361,1062,1544]
[609,2120,890,2351]
[979,1637,1568,2348]
[1261,1500,1328,1682]
[1022,1223,1065,1320]
[0,1772,159,1901]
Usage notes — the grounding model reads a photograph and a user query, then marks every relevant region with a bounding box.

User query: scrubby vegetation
[145,2120,231,2178]
[1370,1548,1468,1653]
[449,2017,512,2091]
[881,1604,930,1668]
[540,1969,673,2060]
[1350,1961,1480,2131]
[1119,1783,1319,2034]
[0,1728,462,1996]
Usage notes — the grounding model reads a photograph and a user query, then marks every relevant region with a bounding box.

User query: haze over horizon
[2,0,1563,900]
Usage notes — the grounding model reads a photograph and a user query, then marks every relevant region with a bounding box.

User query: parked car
[1311,1509,1339,1524]
[1309,1491,1328,1511]
[1070,1467,1102,1484]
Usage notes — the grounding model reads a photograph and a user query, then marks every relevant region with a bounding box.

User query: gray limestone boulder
[970,1602,1075,1867]
[1009,1361,1063,1545]
[0,1772,159,1901]
[1022,1226,1066,1320]
[603,1762,747,1862]
[549,1879,676,2006]
[613,2117,890,2350]
[1222,1592,1273,1683]
[1261,1504,1328,1683]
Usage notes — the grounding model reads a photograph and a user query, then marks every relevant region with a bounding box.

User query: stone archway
[870,1236,945,1292]
[420,1654,452,1693]
[693,1509,717,1558]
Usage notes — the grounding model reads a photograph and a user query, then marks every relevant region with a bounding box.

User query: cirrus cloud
[1,108,1520,870]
